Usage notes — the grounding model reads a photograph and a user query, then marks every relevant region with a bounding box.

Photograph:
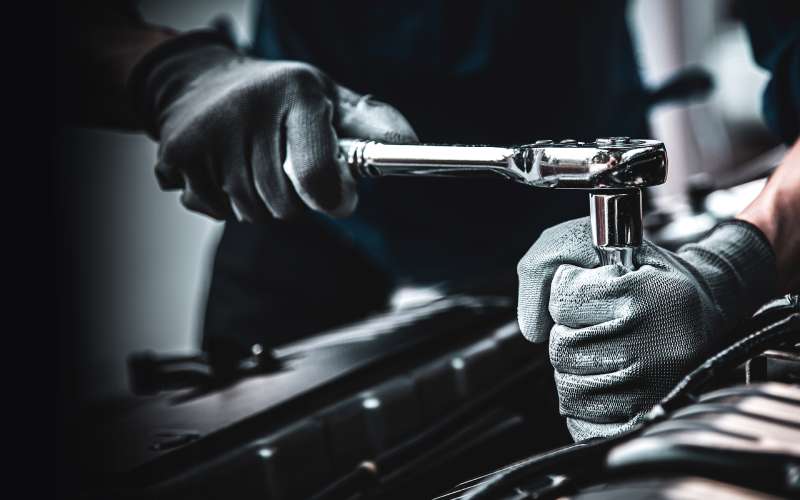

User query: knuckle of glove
[158,131,214,199]
[549,264,626,327]
[154,159,183,191]
[548,319,632,375]
[555,367,654,424]
[159,119,244,218]
[541,216,594,248]
[279,62,330,97]
[179,186,228,221]
[517,218,592,284]
[517,217,595,342]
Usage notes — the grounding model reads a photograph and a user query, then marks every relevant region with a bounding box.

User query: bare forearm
[737,139,800,292]
[61,4,175,129]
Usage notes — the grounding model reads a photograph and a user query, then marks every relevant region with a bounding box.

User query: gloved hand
[129,31,417,221]
[517,218,776,441]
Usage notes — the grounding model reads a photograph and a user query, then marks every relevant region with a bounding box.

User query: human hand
[517,217,776,440]
[130,31,417,221]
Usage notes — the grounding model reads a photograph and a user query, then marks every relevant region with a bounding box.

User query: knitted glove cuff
[681,219,778,328]
[127,29,238,139]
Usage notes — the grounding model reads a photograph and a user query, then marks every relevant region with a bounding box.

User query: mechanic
[63,1,798,440]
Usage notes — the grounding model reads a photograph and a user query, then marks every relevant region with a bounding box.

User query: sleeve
[58,1,176,129]
[736,0,800,144]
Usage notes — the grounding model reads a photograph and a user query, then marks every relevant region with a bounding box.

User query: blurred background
[56,0,781,403]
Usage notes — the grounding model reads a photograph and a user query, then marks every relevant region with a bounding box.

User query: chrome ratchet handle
[340,138,664,271]
[339,139,514,179]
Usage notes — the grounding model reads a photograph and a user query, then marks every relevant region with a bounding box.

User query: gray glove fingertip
[334,86,418,144]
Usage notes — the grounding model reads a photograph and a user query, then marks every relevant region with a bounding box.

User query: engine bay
[70,290,799,499]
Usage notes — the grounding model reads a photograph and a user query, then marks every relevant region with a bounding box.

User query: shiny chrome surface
[590,191,643,243]
[340,137,667,190]
[590,191,642,270]
[596,246,636,269]
[340,138,665,271]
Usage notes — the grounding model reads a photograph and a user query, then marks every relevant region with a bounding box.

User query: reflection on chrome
[340,137,667,190]
[341,138,666,271]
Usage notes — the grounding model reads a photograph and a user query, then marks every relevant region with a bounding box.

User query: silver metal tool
[340,137,667,269]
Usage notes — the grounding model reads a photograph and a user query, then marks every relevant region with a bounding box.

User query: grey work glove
[517,218,776,441]
[129,31,417,221]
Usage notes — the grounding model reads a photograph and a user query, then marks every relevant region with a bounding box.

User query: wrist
[736,182,780,252]
[127,29,238,138]
[684,221,777,329]
[736,140,800,292]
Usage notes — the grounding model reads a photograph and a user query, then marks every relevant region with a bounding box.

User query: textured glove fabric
[517,218,776,441]
[129,31,417,221]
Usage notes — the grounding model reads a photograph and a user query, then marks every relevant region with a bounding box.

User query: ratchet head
[510,137,668,190]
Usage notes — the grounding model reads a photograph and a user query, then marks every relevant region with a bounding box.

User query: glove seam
[713,219,776,262]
